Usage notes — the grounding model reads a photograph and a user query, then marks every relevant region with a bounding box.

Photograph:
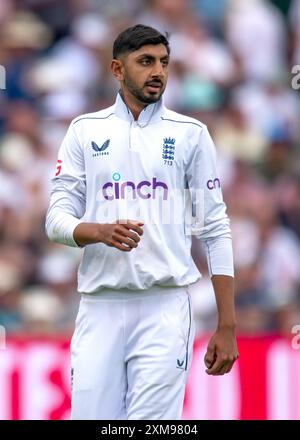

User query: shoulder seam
[73,113,115,125]
[161,116,204,129]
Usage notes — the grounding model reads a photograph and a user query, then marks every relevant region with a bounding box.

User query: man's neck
[120,89,147,121]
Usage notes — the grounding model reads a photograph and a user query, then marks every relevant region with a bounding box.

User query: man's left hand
[204,326,239,375]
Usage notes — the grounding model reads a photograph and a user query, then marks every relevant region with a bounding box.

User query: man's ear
[111,59,125,81]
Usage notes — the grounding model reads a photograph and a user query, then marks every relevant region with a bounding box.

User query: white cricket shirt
[46,93,234,293]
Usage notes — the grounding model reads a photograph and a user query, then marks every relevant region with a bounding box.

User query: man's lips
[145,82,163,92]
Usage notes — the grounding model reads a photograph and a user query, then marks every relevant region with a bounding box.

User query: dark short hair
[113,24,170,59]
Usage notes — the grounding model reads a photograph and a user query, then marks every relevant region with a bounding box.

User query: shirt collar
[114,92,164,125]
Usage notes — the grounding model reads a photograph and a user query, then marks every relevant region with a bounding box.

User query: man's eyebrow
[136,53,169,60]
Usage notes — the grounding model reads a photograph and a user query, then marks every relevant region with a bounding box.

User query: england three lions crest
[162,137,175,166]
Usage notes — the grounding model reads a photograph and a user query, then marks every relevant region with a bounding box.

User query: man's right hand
[73,220,144,251]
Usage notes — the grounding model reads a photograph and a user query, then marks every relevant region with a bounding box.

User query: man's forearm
[73,220,144,251]
[204,274,239,375]
[211,275,236,329]
[73,222,103,246]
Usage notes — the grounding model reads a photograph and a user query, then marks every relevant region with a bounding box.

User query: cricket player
[45,24,238,420]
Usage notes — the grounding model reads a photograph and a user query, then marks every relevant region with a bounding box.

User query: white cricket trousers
[70,285,195,420]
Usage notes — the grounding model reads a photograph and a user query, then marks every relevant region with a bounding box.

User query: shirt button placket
[130,122,140,152]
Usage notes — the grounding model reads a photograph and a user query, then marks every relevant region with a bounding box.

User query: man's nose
[151,61,165,78]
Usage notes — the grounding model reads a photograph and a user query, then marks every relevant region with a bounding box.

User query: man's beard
[124,74,164,104]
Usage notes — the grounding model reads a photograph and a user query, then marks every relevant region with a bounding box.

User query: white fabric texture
[45,94,234,294]
[70,285,195,420]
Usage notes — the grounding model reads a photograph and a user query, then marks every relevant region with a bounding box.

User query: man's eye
[162,60,169,67]
[140,59,151,66]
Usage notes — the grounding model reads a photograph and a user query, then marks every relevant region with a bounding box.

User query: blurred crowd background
[0,0,299,337]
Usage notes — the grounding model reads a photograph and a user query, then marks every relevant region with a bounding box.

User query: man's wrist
[95,224,105,243]
[73,222,105,246]
[217,321,237,331]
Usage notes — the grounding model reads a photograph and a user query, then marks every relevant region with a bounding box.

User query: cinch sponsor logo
[102,172,168,200]
[207,178,221,190]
